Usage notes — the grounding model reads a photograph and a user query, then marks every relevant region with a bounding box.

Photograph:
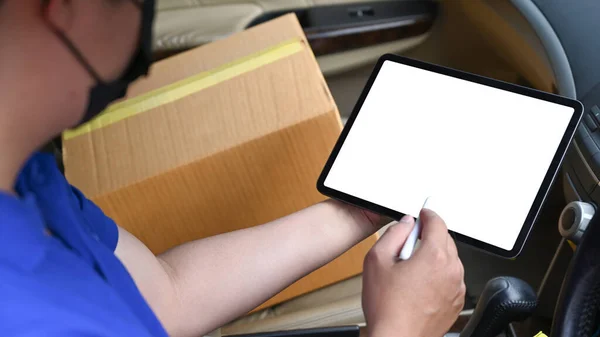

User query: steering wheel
[552,207,600,337]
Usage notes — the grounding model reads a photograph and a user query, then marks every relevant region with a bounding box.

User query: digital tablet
[317,54,583,258]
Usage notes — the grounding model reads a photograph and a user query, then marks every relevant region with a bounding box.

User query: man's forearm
[158,200,380,337]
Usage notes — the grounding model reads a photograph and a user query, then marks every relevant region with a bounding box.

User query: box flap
[64,14,338,198]
[129,14,306,96]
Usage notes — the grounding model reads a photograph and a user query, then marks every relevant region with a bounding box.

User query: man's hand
[362,209,466,337]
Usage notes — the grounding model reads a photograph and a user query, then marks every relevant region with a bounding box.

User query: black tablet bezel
[317,54,584,258]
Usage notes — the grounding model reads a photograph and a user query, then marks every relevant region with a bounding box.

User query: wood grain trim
[154,15,434,62]
[307,16,434,57]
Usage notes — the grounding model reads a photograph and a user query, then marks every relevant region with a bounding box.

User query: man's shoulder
[69,185,120,250]
[17,152,120,251]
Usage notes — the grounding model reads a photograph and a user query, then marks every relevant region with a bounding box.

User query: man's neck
[0,106,48,194]
[0,145,29,194]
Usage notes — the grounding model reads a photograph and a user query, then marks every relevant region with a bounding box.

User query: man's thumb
[368,215,415,262]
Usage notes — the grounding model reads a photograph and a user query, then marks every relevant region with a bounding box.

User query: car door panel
[154,0,436,75]
[155,0,395,51]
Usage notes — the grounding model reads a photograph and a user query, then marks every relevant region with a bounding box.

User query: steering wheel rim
[552,207,600,337]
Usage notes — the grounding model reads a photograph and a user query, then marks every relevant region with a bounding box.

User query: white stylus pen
[399,197,431,260]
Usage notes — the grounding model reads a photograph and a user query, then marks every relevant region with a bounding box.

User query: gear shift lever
[458,277,537,337]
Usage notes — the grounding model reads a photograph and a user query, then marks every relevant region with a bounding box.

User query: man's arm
[115,200,383,337]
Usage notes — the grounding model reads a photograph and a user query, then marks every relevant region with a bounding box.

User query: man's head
[0,0,152,147]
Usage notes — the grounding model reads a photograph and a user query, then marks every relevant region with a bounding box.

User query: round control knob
[558,201,595,244]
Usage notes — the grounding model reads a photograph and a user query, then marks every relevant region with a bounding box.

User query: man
[0,1,466,336]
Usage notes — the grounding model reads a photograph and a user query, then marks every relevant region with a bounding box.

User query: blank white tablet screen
[324,60,575,251]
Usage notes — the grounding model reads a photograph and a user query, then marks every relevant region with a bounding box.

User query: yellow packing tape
[63,38,305,140]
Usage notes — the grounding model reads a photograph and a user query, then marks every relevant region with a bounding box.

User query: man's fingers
[420,208,449,247]
[368,215,415,262]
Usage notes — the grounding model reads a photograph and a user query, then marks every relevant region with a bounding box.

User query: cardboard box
[63,14,376,310]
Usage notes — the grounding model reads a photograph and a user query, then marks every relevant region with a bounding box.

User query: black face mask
[48,0,156,125]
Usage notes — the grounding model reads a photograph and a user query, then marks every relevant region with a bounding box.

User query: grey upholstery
[531,0,600,99]
[512,0,600,100]
[509,0,575,98]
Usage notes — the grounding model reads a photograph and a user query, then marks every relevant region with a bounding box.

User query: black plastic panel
[563,169,582,203]
[570,83,600,200]
[578,126,600,159]
[565,145,597,193]
[583,114,597,132]
[247,1,437,31]
[590,184,600,205]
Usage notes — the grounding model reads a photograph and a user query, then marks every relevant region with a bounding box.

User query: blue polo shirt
[0,153,168,336]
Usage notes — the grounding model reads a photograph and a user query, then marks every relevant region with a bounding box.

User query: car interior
[47,0,600,336]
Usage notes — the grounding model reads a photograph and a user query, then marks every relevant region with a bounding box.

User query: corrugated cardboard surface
[63,14,375,310]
